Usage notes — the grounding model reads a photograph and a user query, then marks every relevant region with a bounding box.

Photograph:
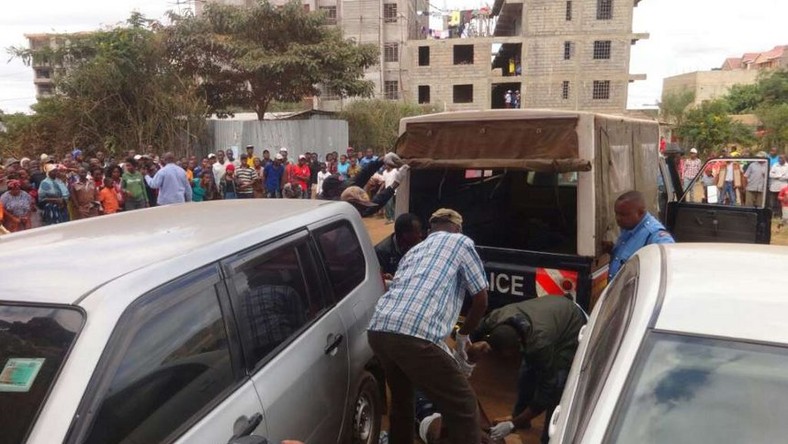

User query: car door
[664,157,772,244]
[222,230,349,444]
[67,265,267,444]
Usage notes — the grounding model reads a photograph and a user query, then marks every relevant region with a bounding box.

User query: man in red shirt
[291,155,311,199]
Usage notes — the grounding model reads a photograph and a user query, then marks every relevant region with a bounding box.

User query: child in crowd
[99,177,120,214]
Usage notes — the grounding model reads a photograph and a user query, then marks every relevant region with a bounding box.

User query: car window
[313,221,366,302]
[563,258,639,442]
[229,241,326,369]
[0,305,84,444]
[607,332,788,443]
[681,158,769,207]
[76,269,234,444]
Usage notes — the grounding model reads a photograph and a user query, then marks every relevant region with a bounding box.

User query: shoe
[419,413,442,443]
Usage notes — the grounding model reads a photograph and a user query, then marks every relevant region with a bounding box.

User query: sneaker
[419,413,442,443]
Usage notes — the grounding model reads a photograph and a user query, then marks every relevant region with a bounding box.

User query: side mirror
[228,436,268,444]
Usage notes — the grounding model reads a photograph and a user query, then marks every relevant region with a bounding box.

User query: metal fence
[198,119,349,160]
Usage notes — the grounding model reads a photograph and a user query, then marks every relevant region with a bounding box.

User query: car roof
[0,200,338,305]
[645,243,788,344]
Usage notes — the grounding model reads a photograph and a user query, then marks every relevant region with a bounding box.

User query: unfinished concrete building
[405,0,648,113]
[197,0,646,114]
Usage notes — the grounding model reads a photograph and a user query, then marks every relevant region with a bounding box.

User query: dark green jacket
[474,296,587,410]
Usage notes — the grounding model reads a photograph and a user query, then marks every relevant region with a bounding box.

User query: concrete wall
[203,120,349,160]
[662,70,760,106]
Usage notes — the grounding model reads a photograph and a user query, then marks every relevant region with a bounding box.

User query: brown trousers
[368,330,481,444]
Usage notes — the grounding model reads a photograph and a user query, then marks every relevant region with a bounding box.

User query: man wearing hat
[368,208,489,444]
[682,148,702,201]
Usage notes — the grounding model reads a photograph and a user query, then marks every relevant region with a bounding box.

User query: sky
[0,0,786,114]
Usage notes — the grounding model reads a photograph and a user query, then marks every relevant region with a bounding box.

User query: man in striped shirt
[235,154,258,199]
[368,208,489,444]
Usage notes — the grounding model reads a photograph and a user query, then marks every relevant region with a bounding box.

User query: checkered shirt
[368,231,488,344]
[242,285,306,355]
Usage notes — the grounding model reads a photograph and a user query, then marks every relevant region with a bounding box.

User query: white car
[0,200,385,444]
[549,243,788,443]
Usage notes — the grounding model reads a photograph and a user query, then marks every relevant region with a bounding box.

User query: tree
[8,13,207,158]
[725,83,762,114]
[659,89,695,126]
[164,1,379,120]
[340,100,439,151]
[674,99,755,153]
[757,103,788,150]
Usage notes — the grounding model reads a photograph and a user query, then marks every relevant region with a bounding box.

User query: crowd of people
[675,146,788,227]
[0,145,406,233]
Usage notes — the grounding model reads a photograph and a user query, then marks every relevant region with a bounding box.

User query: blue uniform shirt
[609,212,674,279]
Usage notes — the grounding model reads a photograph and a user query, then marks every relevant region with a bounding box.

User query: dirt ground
[363,215,788,443]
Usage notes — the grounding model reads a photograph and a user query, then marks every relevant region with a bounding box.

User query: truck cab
[393,110,771,311]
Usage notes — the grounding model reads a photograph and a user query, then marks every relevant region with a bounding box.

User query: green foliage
[757,103,788,150]
[724,83,762,114]
[164,1,379,119]
[674,99,755,153]
[340,100,439,151]
[6,14,207,158]
[659,89,695,125]
[757,69,788,106]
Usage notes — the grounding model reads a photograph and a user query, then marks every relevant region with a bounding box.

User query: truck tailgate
[477,246,595,311]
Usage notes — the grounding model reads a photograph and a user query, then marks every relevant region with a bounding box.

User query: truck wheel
[351,371,382,444]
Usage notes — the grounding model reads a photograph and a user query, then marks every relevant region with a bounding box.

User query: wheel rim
[354,391,374,443]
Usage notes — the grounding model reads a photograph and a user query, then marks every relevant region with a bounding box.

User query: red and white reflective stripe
[535,268,578,298]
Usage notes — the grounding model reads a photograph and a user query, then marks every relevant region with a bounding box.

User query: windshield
[0,304,84,443]
[607,331,788,443]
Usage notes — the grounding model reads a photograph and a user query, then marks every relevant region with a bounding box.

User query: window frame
[593,40,612,60]
[453,84,474,103]
[309,219,368,304]
[383,42,399,62]
[562,80,570,100]
[222,230,331,372]
[561,258,640,443]
[383,3,398,23]
[453,44,474,65]
[565,1,572,20]
[384,80,399,100]
[319,5,337,25]
[563,41,573,60]
[65,264,240,444]
[418,46,430,66]
[592,80,611,100]
[597,0,613,20]
[418,85,431,104]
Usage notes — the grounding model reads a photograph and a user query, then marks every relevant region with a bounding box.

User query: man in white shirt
[381,165,399,223]
[769,155,788,218]
[212,150,231,189]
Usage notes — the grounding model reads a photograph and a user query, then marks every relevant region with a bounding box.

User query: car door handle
[230,413,263,442]
[325,334,344,355]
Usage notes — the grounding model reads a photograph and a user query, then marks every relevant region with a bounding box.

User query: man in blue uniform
[605,190,675,279]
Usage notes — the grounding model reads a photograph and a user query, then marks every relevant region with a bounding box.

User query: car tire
[350,371,382,444]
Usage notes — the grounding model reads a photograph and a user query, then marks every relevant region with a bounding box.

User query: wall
[203,119,349,160]
[662,70,760,106]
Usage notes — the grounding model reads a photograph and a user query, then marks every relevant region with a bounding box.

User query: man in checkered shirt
[368,208,489,444]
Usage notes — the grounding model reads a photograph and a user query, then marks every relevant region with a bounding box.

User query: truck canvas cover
[396,111,590,173]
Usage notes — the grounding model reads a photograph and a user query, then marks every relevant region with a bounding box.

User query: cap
[341,186,376,207]
[279,147,288,153]
[275,153,284,161]
[3,158,20,168]
[40,153,50,162]
[71,149,82,158]
[44,163,57,173]
[757,151,768,158]
[225,164,235,172]
[246,145,254,149]
[207,153,216,159]
[298,154,306,160]
[429,208,463,227]
[133,154,143,160]
[689,148,698,154]
[347,147,355,152]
